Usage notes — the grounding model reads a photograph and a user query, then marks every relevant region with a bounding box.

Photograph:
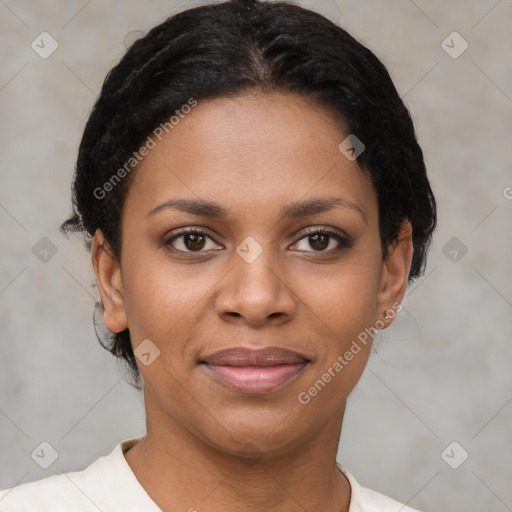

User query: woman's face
[94,92,411,457]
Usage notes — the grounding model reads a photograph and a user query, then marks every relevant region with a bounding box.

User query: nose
[215,245,296,327]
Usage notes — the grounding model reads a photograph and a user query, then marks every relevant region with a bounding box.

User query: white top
[0,437,422,511]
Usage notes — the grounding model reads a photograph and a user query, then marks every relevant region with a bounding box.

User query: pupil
[310,234,328,251]
[185,233,205,251]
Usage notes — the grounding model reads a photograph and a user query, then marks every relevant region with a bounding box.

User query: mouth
[199,346,310,394]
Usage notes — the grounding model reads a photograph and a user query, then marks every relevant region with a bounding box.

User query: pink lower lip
[203,363,308,394]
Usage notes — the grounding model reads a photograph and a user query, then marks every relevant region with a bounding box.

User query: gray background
[1,1,511,511]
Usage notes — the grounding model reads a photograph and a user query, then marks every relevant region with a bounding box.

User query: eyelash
[162,226,352,255]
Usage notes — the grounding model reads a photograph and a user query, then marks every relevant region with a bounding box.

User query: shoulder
[0,438,144,512]
[360,486,423,512]
[0,471,92,511]
[337,464,424,512]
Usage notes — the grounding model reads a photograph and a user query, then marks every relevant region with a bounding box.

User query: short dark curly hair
[60,0,437,389]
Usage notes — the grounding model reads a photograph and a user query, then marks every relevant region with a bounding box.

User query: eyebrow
[147,196,367,224]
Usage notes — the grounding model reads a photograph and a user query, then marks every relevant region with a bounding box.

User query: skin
[92,91,413,512]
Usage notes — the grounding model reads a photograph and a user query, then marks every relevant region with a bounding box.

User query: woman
[0,0,436,510]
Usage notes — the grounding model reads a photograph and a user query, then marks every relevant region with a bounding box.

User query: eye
[291,227,352,253]
[162,226,352,255]
[163,228,222,253]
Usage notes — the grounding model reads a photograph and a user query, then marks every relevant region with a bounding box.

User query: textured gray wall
[1,1,511,511]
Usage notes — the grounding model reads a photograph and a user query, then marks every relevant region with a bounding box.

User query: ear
[375,219,413,328]
[91,229,128,333]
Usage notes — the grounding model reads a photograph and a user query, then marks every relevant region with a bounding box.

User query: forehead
[125,91,377,224]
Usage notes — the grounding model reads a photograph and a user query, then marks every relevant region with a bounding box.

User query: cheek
[296,268,378,406]
[118,239,172,340]
[302,257,381,333]
[119,240,216,356]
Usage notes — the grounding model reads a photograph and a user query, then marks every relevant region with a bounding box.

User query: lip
[201,346,310,366]
[200,346,310,394]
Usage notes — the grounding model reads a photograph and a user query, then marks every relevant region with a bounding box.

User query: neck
[124,392,351,512]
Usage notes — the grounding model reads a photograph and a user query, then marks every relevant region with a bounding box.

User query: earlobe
[91,230,128,333]
[375,220,413,328]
